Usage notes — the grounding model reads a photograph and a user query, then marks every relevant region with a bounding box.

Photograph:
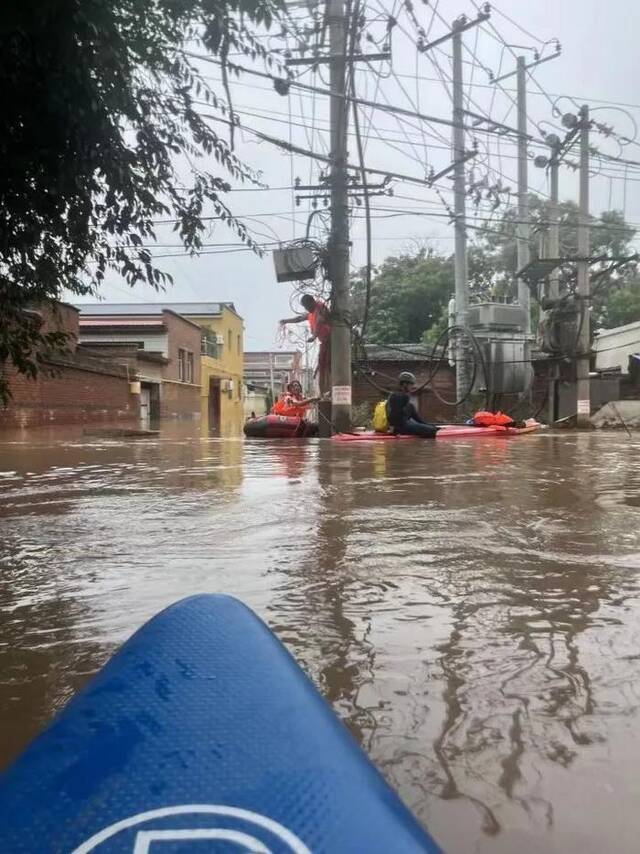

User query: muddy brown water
[1,424,640,853]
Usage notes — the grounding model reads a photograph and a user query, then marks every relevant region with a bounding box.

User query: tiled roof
[363,343,438,362]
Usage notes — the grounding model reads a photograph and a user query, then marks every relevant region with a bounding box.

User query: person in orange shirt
[280,294,331,394]
[271,381,319,419]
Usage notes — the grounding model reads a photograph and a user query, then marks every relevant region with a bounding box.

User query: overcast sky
[71,0,640,351]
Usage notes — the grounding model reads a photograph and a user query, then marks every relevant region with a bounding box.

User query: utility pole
[576,104,591,427]
[269,352,275,402]
[547,142,561,303]
[547,136,561,422]
[516,56,531,336]
[328,0,352,433]
[418,9,489,408]
[452,23,470,406]
[495,46,561,410]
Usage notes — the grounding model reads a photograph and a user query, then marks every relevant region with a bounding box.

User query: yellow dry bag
[372,400,389,433]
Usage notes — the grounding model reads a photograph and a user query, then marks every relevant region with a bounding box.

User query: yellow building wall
[184,305,244,437]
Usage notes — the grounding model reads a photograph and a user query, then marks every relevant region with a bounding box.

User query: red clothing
[308,300,331,343]
[472,410,515,428]
[271,394,308,419]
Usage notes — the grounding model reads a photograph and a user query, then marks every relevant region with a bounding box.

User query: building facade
[594,320,640,374]
[77,305,202,420]
[244,388,270,419]
[0,302,139,429]
[244,351,306,404]
[353,344,457,424]
[165,303,244,436]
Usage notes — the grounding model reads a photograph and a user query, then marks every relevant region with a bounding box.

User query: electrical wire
[187,51,547,143]
[349,0,373,337]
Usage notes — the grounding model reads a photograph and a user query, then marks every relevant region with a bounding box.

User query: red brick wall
[0,361,138,429]
[36,301,80,352]
[162,310,202,385]
[160,380,201,420]
[7,300,79,362]
[160,310,201,418]
[354,360,457,423]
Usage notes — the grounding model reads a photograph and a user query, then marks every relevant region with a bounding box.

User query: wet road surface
[1,425,640,852]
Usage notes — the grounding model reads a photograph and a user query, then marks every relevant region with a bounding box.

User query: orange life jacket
[473,410,515,428]
[308,300,331,342]
[271,395,308,419]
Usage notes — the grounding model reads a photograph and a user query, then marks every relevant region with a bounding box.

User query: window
[237,333,241,355]
[178,348,194,383]
[227,330,232,352]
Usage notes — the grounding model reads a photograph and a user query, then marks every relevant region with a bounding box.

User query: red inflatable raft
[244,414,319,438]
[332,422,542,442]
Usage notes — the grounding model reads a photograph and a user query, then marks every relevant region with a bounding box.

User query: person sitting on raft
[386,372,438,438]
[271,381,319,419]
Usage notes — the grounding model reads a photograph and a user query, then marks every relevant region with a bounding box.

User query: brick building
[244,351,310,400]
[165,303,245,435]
[77,305,202,420]
[355,343,553,424]
[354,344,457,423]
[0,302,139,429]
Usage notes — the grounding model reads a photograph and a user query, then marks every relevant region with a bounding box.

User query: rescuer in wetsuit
[386,372,438,438]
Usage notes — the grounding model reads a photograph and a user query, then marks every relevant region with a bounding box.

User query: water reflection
[1,429,640,852]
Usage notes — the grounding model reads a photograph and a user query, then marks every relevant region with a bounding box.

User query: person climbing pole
[279,295,331,395]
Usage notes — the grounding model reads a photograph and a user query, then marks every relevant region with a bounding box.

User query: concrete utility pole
[547,141,561,302]
[269,352,275,402]
[516,56,531,335]
[547,136,561,422]
[452,23,470,405]
[328,0,352,433]
[576,104,591,426]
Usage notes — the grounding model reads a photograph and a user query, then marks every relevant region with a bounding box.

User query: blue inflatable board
[0,594,440,853]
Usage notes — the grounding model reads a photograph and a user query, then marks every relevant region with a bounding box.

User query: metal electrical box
[273,246,317,283]
[467,302,532,395]
[467,302,527,331]
[538,299,580,355]
[474,337,533,395]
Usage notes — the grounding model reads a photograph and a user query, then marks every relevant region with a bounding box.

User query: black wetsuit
[386,393,437,438]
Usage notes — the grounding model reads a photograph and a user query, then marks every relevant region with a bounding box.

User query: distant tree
[469,195,638,326]
[421,301,450,346]
[352,248,454,344]
[600,280,640,329]
[0,0,281,402]
[352,197,638,350]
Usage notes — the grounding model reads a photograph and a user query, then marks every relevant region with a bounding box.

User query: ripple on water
[1,429,640,852]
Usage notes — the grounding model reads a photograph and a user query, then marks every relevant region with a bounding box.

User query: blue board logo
[71,804,312,853]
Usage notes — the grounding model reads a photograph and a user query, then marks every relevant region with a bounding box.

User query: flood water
[1,425,640,852]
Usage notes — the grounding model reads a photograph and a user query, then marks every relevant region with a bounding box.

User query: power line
[197,107,453,188]
[200,65,640,116]
[185,50,539,141]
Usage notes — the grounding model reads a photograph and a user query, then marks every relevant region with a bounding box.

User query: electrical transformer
[466,302,533,395]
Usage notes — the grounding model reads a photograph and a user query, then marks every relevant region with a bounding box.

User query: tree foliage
[353,198,639,348]
[0,0,281,401]
[352,248,454,345]
[602,279,640,328]
[469,196,638,327]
